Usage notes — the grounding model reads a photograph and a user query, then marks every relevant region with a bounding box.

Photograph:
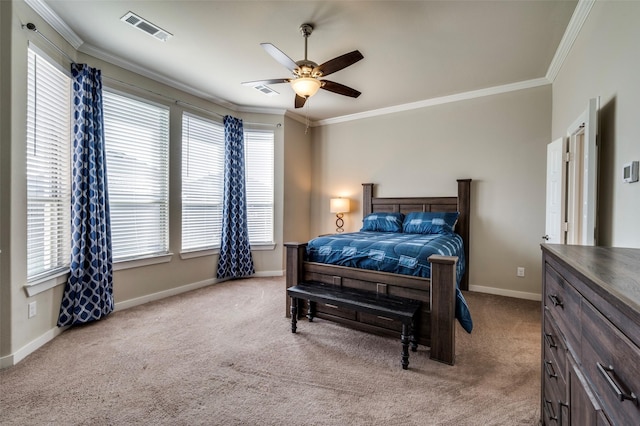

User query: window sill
[24,254,175,296]
[180,243,276,260]
[251,242,277,251]
[24,270,68,297]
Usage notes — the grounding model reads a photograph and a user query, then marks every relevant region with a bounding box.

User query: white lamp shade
[290,77,322,98]
[330,198,350,213]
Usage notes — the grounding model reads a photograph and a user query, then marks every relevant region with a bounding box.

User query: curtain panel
[58,64,114,326]
[216,115,255,279]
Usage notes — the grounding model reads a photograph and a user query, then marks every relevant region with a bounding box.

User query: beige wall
[311,86,552,298]
[552,1,640,248]
[1,1,303,366]
[0,0,11,359]
[283,116,312,244]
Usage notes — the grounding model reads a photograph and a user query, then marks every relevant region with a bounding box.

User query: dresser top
[542,244,640,317]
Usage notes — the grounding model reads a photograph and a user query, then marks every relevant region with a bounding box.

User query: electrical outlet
[28,301,37,318]
[517,267,525,278]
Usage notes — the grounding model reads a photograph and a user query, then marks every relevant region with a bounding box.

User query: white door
[567,98,599,245]
[582,97,599,245]
[547,98,599,246]
[545,138,565,244]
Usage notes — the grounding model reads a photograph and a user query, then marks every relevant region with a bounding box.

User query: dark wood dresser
[541,244,640,425]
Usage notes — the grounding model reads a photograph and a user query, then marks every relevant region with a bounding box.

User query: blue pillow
[402,212,459,234]
[361,212,404,232]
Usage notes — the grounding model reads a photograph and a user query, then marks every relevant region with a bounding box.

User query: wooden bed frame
[285,179,471,365]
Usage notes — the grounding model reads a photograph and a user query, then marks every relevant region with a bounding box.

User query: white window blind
[181,114,224,251]
[244,130,274,244]
[181,114,274,251]
[103,91,170,261]
[26,48,72,281]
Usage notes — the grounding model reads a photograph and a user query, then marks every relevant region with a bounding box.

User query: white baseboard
[253,270,284,278]
[469,284,541,301]
[114,278,218,311]
[1,325,69,368]
[115,271,283,312]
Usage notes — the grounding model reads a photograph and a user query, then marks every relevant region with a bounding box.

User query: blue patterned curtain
[216,115,255,279]
[58,64,114,326]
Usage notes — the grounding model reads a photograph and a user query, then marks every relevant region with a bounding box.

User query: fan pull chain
[305,98,311,134]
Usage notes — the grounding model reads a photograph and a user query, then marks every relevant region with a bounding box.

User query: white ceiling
[29,0,578,123]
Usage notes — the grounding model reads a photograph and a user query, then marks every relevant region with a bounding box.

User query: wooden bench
[287,281,421,370]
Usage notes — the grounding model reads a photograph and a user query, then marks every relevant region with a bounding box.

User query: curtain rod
[23,23,78,65]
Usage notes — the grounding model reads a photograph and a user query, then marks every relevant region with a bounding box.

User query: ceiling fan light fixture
[290,77,321,98]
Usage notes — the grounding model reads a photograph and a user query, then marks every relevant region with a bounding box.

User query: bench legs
[289,296,418,370]
[401,323,411,370]
[290,297,297,333]
[410,318,418,352]
[307,300,315,322]
[401,320,419,369]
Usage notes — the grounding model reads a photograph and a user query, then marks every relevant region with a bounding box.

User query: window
[244,130,274,244]
[181,114,274,252]
[26,47,72,281]
[181,113,224,251]
[103,91,170,261]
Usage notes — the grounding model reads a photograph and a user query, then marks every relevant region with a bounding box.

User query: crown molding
[79,43,240,111]
[283,111,309,126]
[546,0,595,82]
[83,43,286,117]
[24,0,83,48]
[235,105,287,116]
[314,77,551,127]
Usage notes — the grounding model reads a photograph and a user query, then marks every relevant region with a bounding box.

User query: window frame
[180,112,275,256]
[102,88,172,265]
[25,44,72,285]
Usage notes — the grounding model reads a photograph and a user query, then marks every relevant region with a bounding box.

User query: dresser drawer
[544,314,567,384]
[581,302,640,426]
[545,264,582,353]
[543,370,567,425]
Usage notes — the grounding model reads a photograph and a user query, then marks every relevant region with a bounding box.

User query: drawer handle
[543,399,558,422]
[544,332,557,349]
[544,360,558,379]
[558,401,568,425]
[377,316,394,321]
[324,304,338,309]
[547,294,564,308]
[597,362,638,403]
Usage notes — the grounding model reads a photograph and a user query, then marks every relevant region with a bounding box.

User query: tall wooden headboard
[362,179,472,291]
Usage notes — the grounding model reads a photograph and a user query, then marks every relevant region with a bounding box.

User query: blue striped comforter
[306,231,473,333]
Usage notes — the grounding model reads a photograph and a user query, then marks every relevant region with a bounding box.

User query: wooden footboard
[284,242,457,365]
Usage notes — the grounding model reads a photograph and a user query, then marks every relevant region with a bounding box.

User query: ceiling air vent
[121,11,173,42]
[253,84,279,97]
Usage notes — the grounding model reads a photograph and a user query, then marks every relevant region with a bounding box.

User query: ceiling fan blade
[241,78,290,86]
[261,43,298,72]
[321,80,361,98]
[315,50,364,77]
[295,94,307,108]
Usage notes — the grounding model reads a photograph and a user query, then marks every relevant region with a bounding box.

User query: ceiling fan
[242,23,364,108]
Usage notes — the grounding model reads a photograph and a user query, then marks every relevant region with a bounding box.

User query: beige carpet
[0,276,541,425]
